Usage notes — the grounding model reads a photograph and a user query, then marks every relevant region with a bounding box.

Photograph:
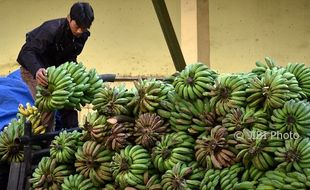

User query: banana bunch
[200,168,221,190]
[50,130,79,163]
[251,109,270,131]
[105,121,134,151]
[270,67,302,99]
[92,84,133,116]
[201,163,245,190]
[0,119,24,163]
[160,162,201,190]
[191,98,219,134]
[275,137,310,172]
[61,174,96,190]
[163,71,180,84]
[246,69,290,112]
[80,68,104,106]
[30,157,73,189]
[251,57,278,76]
[159,92,191,131]
[222,107,270,132]
[241,164,265,182]
[222,107,253,132]
[235,128,283,170]
[195,125,237,169]
[75,141,114,186]
[233,181,258,190]
[286,62,310,99]
[152,132,195,173]
[173,63,217,100]
[134,113,169,150]
[18,102,37,117]
[59,62,89,110]
[80,111,107,142]
[200,163,244,190]
[18,103,47,134]
[271,99,310,137]
[71,130,84,147]
[163,91,219,134]
[139,173,162,190]
[204,74,248,116]
[128,78,173,115]
[111,145,151,189]
[35,65,73,111]
[124,173,162,190]
[256,170,310,190]
[102,183,119,190]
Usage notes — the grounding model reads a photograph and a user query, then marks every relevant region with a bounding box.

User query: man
[17,2,94,132]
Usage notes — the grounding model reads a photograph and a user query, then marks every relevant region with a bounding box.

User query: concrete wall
[209,0,310,73]
[0,0,180,76]
[0,0,310,76]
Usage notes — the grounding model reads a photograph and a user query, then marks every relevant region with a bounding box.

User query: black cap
[70,2,94,29]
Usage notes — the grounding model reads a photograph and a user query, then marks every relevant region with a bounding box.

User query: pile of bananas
[0,118,24,162]
[61,174,96,190]
[173,63,217,100]
[75,141,114,186]
[50,130,80,163]
[30,157,73,189]
[134,113,169,149]
[111,145,151,189]
[92,84,133,116]
[152,132,194,173]
[18,103,47,134]
[26,59,310,189]
[195,125,237,169]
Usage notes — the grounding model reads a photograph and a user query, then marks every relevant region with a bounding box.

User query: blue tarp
[0,69,34,131]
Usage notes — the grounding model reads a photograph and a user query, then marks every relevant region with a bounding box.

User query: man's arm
[17,22,57,86]
[17,37,49,78]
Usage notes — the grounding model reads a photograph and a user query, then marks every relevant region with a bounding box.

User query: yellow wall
[0,0,310,76]
[0,0,180,76]
[209,0,310,73]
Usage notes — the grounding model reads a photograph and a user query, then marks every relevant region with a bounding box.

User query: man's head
[68,2,94,37]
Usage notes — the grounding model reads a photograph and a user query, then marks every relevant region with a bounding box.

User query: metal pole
[15,127,81,145]
[152,0,187,72]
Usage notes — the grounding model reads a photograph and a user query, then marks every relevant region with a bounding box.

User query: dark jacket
[17,18,90,78]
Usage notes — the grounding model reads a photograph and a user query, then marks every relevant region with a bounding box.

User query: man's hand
[36,68,48,87]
